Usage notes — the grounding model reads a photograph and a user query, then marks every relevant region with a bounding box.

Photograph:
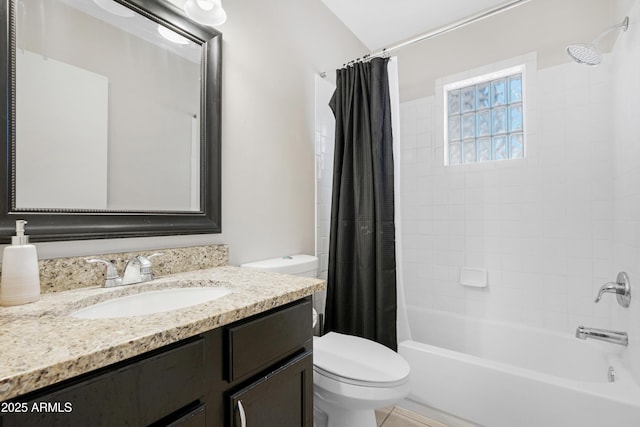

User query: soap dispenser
[0,220,40,306]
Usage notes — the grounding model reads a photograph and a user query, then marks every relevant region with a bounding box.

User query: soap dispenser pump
[0,220,40,306]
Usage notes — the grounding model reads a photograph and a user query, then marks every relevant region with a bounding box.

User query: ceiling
[320,0,520,51]
[321,0,632,100]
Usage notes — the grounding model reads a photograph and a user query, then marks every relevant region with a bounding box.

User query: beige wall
[24,0,365,266]
[397,0,619,101]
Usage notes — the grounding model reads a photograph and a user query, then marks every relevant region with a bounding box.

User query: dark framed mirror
[0,0,222,242]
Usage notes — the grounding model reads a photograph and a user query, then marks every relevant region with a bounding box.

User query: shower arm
[591,17,629,45]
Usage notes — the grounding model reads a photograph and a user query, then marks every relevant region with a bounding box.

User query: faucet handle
[87,259,123,288]
[145,252,164,262]
[595,271,631,308]
[594,282,619,303]
[137,252,164,281]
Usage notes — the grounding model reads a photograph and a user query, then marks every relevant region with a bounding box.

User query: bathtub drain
[608,366,615,382]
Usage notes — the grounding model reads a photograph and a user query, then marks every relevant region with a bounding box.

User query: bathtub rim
[399,338,640,408]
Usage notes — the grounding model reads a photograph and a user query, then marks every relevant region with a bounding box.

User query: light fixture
[184,0,227,27]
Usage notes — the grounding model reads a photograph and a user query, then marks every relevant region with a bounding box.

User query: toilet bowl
[313,332,410,427]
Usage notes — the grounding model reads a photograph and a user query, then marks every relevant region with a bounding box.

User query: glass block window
[445,69,525,165]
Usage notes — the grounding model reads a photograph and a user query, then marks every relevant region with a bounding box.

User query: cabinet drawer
[1,338,205,427]
[225,298,312,382]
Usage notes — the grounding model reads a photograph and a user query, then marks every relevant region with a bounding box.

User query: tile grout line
[379,406,396,426]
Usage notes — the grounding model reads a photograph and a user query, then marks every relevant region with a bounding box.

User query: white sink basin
[71,287,232,319]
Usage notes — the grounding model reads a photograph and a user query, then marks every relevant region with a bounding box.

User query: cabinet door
[229,351,313,427]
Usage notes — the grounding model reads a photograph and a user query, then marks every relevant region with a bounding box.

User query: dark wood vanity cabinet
[222,296,314,427]
[0,297,313,427]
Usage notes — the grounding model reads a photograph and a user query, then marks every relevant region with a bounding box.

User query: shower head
[566,16,629,66]
[566,42,603,66]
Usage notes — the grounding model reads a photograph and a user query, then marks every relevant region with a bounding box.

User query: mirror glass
[0,0,222,241]
[15,0,201,211]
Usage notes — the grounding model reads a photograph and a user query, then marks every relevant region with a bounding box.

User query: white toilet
[241,255,411,427]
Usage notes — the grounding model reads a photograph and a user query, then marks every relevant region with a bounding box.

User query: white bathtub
[398,306,640,427]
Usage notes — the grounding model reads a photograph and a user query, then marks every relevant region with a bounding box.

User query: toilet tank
[240,254,318,278]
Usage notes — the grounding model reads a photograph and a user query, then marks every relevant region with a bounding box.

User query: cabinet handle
[238,400,247,427]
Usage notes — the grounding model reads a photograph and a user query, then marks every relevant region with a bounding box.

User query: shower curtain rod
[321,0,530,75]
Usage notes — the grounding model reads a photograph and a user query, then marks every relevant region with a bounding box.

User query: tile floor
[375,406,449,427]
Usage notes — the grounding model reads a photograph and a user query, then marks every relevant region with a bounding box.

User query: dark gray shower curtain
[325,57,397,351]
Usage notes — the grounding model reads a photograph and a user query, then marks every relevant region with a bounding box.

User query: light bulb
[184,0,227,27]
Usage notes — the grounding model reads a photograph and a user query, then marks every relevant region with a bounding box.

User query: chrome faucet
[138,253,163,281]
[122,257,143,285]
[594,272,631,308]
[576,325,628,346]
[122,253,163,285]
[87,253,163,287]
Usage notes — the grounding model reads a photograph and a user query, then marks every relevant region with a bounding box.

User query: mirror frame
[0,0,222,242]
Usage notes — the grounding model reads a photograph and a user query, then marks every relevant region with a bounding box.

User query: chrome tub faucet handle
[595,272,631,308]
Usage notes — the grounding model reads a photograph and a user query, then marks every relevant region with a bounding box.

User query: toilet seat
[313,365,408,388]
[313,332,410,388]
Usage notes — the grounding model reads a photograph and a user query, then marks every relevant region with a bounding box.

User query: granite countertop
[0,266,325,401]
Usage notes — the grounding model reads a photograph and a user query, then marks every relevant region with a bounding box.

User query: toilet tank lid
[240,254,318,275]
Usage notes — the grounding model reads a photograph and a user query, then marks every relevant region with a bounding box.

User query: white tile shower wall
[611,0,640,383]
[401,58,616,335]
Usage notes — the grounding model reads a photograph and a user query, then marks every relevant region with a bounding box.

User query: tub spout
[575,325,628,346]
